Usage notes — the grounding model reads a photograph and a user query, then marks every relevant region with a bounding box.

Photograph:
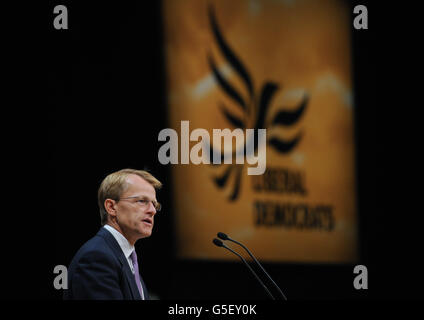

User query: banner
[162,0,358,263]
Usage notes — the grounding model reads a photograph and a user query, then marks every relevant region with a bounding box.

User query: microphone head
[217,232,229,240]
[213,238,224,247]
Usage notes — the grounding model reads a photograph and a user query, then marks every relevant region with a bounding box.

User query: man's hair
[98,168,162,226]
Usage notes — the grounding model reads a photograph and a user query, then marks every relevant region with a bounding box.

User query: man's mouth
[142,218,153,226]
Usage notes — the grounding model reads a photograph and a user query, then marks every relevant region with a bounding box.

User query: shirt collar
[103,224,135,260]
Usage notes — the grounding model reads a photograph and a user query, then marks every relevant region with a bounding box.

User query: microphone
[217,232,287,300]
[212,238,275,300]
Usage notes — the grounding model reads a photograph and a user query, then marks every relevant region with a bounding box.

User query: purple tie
[130,250,145,300]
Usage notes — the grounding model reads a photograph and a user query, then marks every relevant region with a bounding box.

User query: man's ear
[104,199,117,218]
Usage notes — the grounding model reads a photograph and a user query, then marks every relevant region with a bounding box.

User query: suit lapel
[97,228,142,300]
[140,276,149,300]
[122,264,142,300]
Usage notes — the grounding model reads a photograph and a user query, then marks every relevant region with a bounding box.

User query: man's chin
[138,229,152,239]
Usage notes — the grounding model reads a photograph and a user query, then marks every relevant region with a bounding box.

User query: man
[64,168,162,300]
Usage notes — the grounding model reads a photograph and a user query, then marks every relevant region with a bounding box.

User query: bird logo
[207,5,308,201]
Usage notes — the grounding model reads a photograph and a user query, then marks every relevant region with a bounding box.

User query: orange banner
[162,0,358,263]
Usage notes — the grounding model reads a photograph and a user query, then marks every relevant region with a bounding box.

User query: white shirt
[103,224,136,274]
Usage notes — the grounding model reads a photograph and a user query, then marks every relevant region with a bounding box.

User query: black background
[4,0,420,302]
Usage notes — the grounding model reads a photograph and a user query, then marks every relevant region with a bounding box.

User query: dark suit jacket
[64,227,149,300]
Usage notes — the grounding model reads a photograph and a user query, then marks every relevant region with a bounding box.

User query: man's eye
[137,200,147,204]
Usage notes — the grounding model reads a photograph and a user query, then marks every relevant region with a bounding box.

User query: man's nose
[147,201,157,214]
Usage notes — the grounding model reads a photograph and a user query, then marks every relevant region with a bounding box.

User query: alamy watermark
[353,264,368,290]
[53,265,68,290]
[353,5,368,30]
[158,121,267,175]
[53,5,68,30]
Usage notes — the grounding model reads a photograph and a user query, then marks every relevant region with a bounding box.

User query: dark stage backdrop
[40,0,407,300]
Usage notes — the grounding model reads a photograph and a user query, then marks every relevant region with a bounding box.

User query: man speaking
[64,169,162,300]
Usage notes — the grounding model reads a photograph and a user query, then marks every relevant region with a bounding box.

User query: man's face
[114,174,158,241]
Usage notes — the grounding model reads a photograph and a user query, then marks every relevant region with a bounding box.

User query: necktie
[130,250,145,300]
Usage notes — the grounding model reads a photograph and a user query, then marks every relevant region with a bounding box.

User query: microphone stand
[213,239,275,300]
[218,233,287,300]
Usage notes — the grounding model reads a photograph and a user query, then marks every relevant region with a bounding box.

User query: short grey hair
[98,168,162,226]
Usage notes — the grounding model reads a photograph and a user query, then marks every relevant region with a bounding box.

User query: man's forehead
[125,174,155,193]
